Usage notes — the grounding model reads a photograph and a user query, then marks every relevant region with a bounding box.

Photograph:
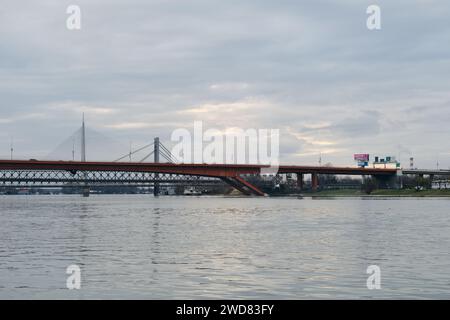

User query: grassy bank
[301,189,450,197]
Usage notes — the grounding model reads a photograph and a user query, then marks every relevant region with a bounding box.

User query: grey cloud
[330,111,382,137]
[0,0,449,167]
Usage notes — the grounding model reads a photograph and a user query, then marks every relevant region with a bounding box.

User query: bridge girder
[0,170,222,187]
[0,160,399,196]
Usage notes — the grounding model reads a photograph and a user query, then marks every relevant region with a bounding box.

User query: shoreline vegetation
[291,189,450,198]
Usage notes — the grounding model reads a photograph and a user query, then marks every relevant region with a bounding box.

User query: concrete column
[311,173,319,191]
[397,170,403,190]
[82,186,90,197]
[296,173,304,191]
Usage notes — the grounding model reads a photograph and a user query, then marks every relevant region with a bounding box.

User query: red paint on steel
[233,176,266,196]
[0,160,398,197]
[220,177,251,196]
[0,160,397,177]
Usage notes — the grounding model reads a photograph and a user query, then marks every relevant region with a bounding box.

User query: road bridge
[0,159,398,196]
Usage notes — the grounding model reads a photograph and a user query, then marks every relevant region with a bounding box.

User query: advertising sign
[354,154,369,162]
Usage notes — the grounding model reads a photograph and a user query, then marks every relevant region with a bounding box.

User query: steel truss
[0,170,223,187]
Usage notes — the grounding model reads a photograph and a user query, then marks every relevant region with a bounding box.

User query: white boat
[183,187,202,196]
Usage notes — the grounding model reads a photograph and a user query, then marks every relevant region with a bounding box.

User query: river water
[0,195,449,299]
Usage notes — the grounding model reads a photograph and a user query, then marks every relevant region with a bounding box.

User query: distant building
[431,180,450,190]
[372,155,401,169]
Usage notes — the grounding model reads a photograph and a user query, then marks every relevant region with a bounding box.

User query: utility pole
[154,137,160,196]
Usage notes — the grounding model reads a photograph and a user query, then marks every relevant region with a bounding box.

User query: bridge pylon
[81,113,90,197]
[153,137,160,196]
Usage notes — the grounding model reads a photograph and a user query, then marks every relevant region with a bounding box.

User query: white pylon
[81,113,86,162]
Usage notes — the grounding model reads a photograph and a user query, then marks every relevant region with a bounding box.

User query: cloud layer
[1,0,449,167]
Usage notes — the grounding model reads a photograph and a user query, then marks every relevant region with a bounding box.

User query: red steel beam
[220,177,252,196]
[233,176,266,196]
[277,165,396,175]
[0,160,397,177]
[0,160,261,177]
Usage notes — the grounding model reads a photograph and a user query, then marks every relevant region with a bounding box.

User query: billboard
[354,154,369,162]
[357,161,369,167]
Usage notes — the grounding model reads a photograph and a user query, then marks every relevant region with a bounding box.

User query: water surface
[1,195,449,299]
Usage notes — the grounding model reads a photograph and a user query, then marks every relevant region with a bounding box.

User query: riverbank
[298,189,450,197]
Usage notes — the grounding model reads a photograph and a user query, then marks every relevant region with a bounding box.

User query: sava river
[0,195,449,299]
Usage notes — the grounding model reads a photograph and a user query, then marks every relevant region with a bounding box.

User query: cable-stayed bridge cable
[114,143,154,162]
[140,150,155,162]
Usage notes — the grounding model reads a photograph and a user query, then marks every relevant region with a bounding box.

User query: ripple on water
[1,195,450,299]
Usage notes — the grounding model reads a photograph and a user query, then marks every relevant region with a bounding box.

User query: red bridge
[0,159,397,196]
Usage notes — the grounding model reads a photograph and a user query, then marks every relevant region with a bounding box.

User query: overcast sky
[1,0,449,168]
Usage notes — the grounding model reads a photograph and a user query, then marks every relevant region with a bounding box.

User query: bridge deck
[0,160,397,176]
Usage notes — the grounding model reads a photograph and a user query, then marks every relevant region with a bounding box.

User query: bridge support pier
[82,185,90,197]
[311,173,319,191]
[373,173,402,189]
[296,173,304,192]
